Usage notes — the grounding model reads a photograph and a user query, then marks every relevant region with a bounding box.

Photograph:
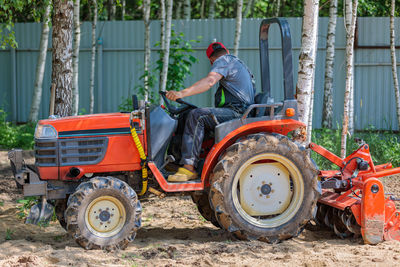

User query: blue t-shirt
[210,54,255,111]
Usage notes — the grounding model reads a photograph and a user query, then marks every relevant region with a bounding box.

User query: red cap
[206,42,229,59]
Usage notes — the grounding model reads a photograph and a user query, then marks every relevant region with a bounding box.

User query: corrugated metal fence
[1,18,400,130]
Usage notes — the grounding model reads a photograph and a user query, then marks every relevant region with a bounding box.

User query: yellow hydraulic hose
[130,126,148,196]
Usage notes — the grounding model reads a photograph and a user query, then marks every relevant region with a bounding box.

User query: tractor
[8,18,400,250]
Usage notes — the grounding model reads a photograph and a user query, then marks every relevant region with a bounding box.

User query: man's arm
[166,72,223,101]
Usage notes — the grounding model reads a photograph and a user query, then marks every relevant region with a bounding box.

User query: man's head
[206,42,229,64]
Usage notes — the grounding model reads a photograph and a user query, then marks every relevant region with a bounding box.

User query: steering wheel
[159,91,198,115]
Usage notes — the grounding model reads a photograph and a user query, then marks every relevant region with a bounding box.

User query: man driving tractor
[166,42,256,182]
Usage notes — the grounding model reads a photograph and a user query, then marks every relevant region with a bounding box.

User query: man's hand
[166,90,183,101]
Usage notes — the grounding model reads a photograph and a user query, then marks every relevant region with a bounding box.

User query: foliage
[119,30,200,111]
[311,128,400,170]
[0,0,48,48]
[155,30,200,93]
[16,196,38,219]
[5,228,14,240]
[0,110,35,150]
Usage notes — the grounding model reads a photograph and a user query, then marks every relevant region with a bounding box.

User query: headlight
[35,124,58,139]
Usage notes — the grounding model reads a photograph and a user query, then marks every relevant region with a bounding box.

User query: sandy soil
[1,151,400,266]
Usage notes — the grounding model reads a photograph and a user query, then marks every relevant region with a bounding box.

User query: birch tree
[122,0,126,20]
[275,0,282,17]
[341,0,358,158]
[52,0,74,117]
[176,0,182,19]
[160,0,173,93]
[143,0,151,101]
[294,0,319,142]
[200,0,205,18]
[72,0,81,116]
[89,0,98,114]
[29,1,51,122]
[110,0,116,20]
[243,0,254,18]
[183,0,191,19]
[322,0,338,128]
[390,0,400,128]
[233,0,243,57]
[209,0,216,19]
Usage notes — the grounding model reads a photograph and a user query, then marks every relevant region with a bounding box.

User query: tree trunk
[183,0,191,19]
[209,0,216,19]
[275,0,281,17]
[307,34,319,144]
[243,0,254,18]
[29,1,51,122]
[233,0,243,57]
[72,0,81,116]
[52,0,73,117]
[110,0,116,20]
[176,0,182,19]
[122,0,126,20]
[322,0,337,129]
[341,0,358,158]
[160,0,166,50]
[200,0,205,18]
[143,0,151,101]
[89,0,98,114]
[294,0,319,142]
[390,0,400,129]
[160,0,173,93]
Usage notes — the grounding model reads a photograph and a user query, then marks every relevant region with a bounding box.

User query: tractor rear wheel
[209,133,319,242]
[191,193,221,228]
[65,176,142,250]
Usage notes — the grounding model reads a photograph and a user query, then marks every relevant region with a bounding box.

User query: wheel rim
[232,153,304,228]
[85,196,126,237]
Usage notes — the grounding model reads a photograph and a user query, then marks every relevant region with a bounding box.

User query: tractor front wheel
[209,133,319,242]
[65,176,142,250]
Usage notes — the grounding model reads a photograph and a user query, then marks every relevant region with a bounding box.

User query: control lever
[160,155,175,170]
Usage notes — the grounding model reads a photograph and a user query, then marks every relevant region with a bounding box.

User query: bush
[311,128,400,170]
[0,110,35,150]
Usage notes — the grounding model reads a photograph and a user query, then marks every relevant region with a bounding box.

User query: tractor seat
[253,93,283,117]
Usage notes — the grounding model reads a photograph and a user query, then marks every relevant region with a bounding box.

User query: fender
[201,119,305,187]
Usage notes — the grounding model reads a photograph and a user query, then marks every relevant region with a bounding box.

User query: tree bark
[341,0,358,158]
[243,0,254,18]
[209,0,216,19]
[294,0,319,142]
[143,0,151,101]
[52,0,73,117]
[322,0,337,129]
[175,0,182,19]
[275,0,281,17]
[160,0,166,50]
[390,0,400,129]
[233,0,243,57]
[200,0,205,18]
[72,0,81,116]
[183,0,191,19]
[160,0,173,93]
[122,0,126,20]
[110,0,116,20]
[29,1,51,122]
[89,0,98,114]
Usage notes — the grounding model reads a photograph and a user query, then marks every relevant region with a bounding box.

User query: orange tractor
[8,18,400,250]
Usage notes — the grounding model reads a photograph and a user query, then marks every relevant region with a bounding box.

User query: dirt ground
[1,151,400,266]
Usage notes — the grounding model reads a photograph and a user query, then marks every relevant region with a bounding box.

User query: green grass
[5,229,14,240]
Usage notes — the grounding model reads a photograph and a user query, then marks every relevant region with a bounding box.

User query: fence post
[97,37,103,113]
[11,48,17,123]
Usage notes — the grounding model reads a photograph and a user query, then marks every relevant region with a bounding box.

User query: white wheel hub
[240,162,292,216]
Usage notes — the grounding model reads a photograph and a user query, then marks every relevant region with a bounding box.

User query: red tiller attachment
[310,142,400,244]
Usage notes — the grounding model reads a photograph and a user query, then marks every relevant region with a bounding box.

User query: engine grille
[35,137,108,167]
[35,139,58,166]
[59,137,108,166]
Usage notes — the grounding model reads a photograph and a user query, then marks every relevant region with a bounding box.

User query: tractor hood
[36,113,131,138]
